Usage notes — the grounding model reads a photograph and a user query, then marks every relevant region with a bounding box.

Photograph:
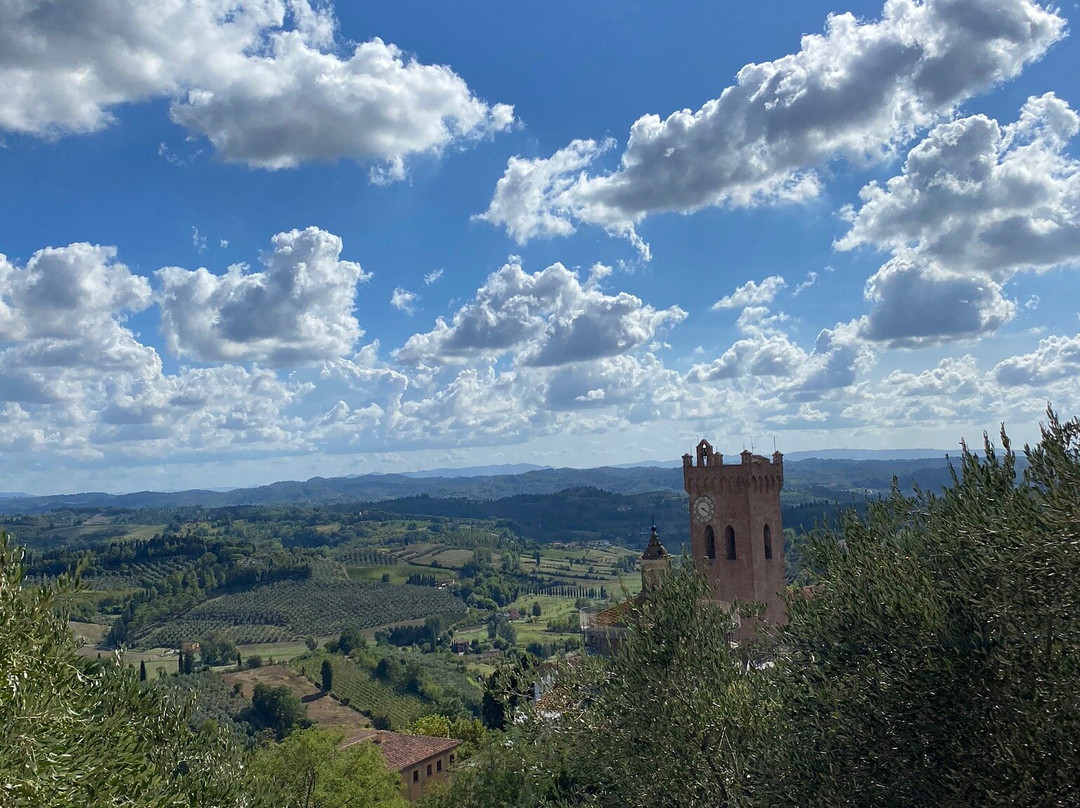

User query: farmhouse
[346,730,461,801]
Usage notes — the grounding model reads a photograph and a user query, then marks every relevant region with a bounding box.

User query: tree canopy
[247,728,406,808]
[0,531,244,808]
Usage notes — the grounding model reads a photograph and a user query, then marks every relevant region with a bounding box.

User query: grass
[347,563,456,585]
[408,548,473,568]
[236,640,312,663]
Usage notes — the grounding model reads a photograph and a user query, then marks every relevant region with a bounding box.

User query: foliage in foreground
[434,412,1080,808]
[247,728,407,808]
[0,531,244,808]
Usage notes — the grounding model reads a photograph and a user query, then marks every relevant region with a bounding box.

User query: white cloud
[839,93,1080,277]
[687,334,805,381]
[0,243,151,345]
[395,257,687,367]
[993,333,1080,386]
[883,355,982,396]
[0,1,513,176]
[157,226,370,365]
[711,276,786,310]
[859,254,1015,346]
[391,287,419,315]
[424,268,444,286]
[793,271,819,296]
[839,94,1080,344]
[477,139,615,243]
[480,0,1063,248]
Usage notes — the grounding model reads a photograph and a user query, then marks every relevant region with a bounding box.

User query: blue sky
[2,0,1080,494]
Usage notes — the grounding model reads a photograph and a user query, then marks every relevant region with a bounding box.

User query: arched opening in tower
[764,524,773,560]
[725,525,736,560]
[705,525,716,560]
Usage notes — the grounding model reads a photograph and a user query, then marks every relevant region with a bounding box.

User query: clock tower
[683,438,786,632]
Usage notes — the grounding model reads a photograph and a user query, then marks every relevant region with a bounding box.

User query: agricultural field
[133,577,467,648]
[155,670,251,737]
[20,502,651,668]
[346,563,455,586]
[294,652,431,731]
[223,665,372,744]
[235,640,313,665]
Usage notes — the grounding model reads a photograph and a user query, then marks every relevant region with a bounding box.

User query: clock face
[693,495,714,524]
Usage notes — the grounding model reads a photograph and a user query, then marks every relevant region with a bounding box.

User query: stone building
[683,439,786,633]
[346,730,461,801]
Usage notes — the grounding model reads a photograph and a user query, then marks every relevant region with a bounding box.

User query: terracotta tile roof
[590,594,642,628]
[346,731,461,772]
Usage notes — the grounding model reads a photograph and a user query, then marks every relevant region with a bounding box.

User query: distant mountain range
[396,463,552,478]
[784,449,952,461]
[0,452,986,515]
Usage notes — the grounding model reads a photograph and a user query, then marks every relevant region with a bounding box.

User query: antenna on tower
[750,436,755,453]
[773,435,777,452]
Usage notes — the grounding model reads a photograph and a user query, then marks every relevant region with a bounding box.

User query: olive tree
[0,531,243,808]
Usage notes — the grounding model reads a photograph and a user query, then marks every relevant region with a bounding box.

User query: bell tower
[682,439,786,631]
[639,523,670,592]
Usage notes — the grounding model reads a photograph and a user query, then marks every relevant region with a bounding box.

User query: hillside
[0,456,974,515]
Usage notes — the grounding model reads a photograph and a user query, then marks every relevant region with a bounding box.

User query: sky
[2,0,1080,495]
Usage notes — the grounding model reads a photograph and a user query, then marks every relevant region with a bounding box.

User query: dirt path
[223,665,372,744]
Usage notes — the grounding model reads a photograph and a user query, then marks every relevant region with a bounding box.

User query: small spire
[641,520,668,560]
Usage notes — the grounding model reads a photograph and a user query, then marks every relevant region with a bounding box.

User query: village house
[346,730,461,801]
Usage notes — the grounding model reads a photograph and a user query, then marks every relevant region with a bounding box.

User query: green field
[294,653,431,731]
[133,578,466,648]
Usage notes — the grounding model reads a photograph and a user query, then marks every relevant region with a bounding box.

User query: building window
[725,526,736,560]
[705,525,716,560]
[437,760,443,772]
[427,764,432,776]
[449,754,454,764]
[764,524,773,560]
[413,771,419,783]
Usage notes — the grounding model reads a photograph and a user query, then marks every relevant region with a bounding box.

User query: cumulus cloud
[711,276,787,310]
[839,93,1080,276]
[477,139,616,243]
[883,355,982,396]
[690,273,874,398]
[157,227,370,365]
[391,287,419,315]
[687,334,805,381]
[859,254,1015,346]
[0,0,513,176]
[993,333,1080,386]
[0,243,152,345]
[395,258,687,367]
[839,93,1080,343]
[480,0,1063,249]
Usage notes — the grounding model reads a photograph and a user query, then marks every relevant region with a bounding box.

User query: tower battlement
[682,439,783,495]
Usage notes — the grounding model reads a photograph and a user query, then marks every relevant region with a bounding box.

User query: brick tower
[682,439,786,630]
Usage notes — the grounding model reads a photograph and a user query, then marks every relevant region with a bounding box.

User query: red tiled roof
[345,731,461,772]
[590,594,643,628]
